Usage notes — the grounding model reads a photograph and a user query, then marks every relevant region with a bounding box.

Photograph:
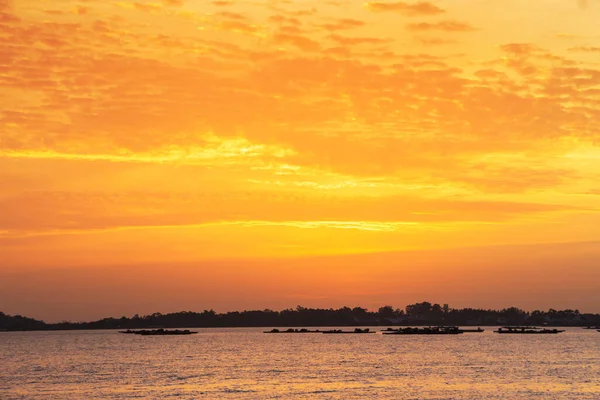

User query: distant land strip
[2,302,599,332]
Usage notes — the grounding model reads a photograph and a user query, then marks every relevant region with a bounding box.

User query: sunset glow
[1,0,600,320]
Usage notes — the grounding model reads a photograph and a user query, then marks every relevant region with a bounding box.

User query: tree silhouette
[1,303,599,331]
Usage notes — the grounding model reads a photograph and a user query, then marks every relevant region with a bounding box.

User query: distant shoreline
[1,324,596,333]
[2,302,599,332]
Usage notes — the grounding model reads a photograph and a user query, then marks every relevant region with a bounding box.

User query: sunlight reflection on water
[1,328,599,399]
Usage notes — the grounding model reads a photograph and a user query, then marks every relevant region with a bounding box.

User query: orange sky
[1,0,600,321]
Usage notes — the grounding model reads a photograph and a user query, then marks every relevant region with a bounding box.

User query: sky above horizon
[1,0,600,321]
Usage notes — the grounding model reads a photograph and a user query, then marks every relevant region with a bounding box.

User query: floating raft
[263,328,321,334]
[459,328,485,333]
[382,326,483,333]
[322,329,375,334]
[494,327,564,334]
[119,329,197,336]
[383,327,463,335]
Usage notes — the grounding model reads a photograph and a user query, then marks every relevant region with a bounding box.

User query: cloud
[569,46,600,53]
[2,0,600,206]
[0,188,584,235]
[328,34,389,46]
[319,18,366,31]
[406,20,476,32]
[366,1,445,16]
[272,32,321,51]
[415,37,457,46]
[0,0,18,23]
[0,0,12,10]
[500,43,540,55]
[576,0,598,9]
[0,134,296,166]
[213,19,262,35]
[132,2,162,13]
[269,14,302,26]
[214,11,248,21]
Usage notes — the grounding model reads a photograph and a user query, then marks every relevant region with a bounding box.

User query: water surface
[1,327,599,399]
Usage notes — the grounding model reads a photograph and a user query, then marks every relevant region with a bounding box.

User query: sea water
[1,327,599,399]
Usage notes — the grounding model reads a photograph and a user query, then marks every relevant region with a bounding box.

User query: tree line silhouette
[1,302,599,331]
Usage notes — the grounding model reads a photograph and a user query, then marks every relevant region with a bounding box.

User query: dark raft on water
[322,328,375,334]
[383,326,463,335]
[119,329,198,336]
[494,326,565,334]
[263,328,321,333]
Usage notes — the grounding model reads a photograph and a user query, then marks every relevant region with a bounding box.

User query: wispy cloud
[319,18,366,31]
[366,1,445,16]
[569,46,600,53]
[406,20,476,32]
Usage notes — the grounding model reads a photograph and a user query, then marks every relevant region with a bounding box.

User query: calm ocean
[1,328,599,399]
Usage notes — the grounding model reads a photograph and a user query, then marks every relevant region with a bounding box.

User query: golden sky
[1,0,600,320]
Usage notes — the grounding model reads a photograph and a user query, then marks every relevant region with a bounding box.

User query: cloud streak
[406,20,476,32]
[366,1,445,16]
